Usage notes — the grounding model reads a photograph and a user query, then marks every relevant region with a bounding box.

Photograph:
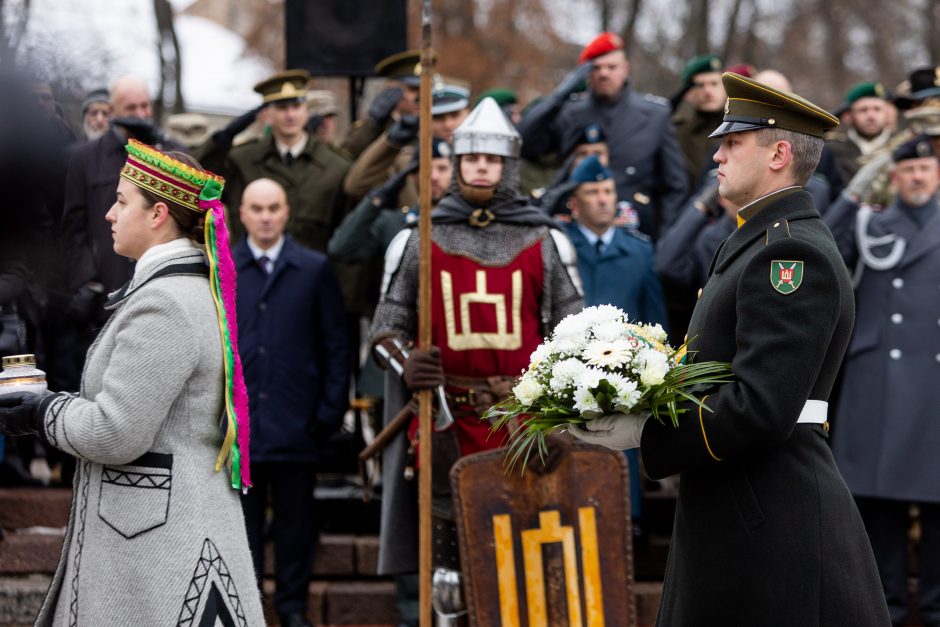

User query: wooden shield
[451,441,636,627]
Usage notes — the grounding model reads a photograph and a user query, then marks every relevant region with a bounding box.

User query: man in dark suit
[826,136,940,627]
[570,73,890,625]
[235,178,349,627]
[564,153,666,539]
[518,32,688,238]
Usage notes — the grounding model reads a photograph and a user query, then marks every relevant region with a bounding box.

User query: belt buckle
[466,387,477,407]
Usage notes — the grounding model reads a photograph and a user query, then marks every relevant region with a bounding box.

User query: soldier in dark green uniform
[571,73,891,626]
[671,54,726,189]
[825,82,893,183]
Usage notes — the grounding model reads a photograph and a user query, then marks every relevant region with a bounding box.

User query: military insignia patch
[771,260,803,294]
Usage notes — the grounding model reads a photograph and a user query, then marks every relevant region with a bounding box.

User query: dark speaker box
[285,0,409,77]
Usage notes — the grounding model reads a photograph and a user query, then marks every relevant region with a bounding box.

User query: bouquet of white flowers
[483,305,733,470]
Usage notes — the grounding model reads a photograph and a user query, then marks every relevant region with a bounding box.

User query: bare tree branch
[622,0,644,56]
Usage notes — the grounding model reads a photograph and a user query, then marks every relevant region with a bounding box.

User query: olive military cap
[709,72,839,139]
[254,69,310,105]
[374,49,435,87]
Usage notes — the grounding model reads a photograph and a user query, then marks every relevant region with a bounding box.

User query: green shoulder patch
[770,260,803,294]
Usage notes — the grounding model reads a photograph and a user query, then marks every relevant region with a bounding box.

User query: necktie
[258,255,272,274]
[595,240,604,256]
[283,152,294,167]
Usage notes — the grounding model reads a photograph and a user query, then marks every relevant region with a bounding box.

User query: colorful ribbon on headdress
[200,180,252,492]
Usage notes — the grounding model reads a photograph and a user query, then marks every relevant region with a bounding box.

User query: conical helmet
[452,97,522,159]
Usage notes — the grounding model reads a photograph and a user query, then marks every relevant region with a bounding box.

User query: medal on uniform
[770,260,804,294]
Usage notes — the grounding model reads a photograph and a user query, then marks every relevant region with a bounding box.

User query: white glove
[567,413,651,450]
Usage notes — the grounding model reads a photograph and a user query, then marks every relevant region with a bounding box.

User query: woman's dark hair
[137,151,207,244]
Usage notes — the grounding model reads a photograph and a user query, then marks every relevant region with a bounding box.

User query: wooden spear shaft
[417,1,434,625]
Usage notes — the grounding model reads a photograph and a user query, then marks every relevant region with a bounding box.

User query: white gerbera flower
[582,339,633,368]
[573,385,601,414]
[639,348,670,386]
[550,358,586,391]
[513,376,543,406]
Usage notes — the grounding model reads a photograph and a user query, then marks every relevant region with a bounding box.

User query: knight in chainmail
[825,134,940,626]
[369,97,583,626]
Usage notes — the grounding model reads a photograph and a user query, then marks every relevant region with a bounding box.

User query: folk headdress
[120,139,252,492]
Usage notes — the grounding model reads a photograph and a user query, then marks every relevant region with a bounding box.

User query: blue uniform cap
[892,134,936,163]
[570,154,613,185]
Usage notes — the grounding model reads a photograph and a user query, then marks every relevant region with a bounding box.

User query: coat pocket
[98,452,172,539]
[731,467,766,531]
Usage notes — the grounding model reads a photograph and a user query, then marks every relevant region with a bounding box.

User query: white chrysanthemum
[592,319,626,342]
[639,348,670,386]
[582,339,633,368]
[578,366,605,391]
[553,312,592,339]
[554,332,588,355]
[647,323,668,343]
[573,385,601,414]
[528,341,554,371]
[513,376,543,406]
[550,358,586,391]
[606,373,641,409]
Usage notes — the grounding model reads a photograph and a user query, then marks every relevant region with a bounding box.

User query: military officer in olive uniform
[826,135,940,627]
[571,73,890,626]
[219,70,351,253]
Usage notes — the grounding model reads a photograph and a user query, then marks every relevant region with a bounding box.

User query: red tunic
[410,238,546,457]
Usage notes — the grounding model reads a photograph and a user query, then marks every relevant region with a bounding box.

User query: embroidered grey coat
[35,240,265,626]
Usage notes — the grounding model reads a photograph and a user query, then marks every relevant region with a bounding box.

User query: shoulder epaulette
[765,219,792,245]
[643,93,670,108]
[625,228,651,243]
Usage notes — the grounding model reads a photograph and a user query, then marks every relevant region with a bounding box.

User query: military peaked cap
[254,69,309,104]
[709,72,839,139]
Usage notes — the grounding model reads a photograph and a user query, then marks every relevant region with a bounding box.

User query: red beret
[724,63,755,78]
[578,32,624,65]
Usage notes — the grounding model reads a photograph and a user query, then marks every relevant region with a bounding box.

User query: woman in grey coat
[0,140,265,626]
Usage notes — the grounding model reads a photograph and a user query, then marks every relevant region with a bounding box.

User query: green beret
[681,55,723,86]
[474,88,517,108]
[709,72,839,139]
[844,82,887,105]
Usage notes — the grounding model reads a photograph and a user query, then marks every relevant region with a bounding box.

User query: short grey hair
[754,128,823,186]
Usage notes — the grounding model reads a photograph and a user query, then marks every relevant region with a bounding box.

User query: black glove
[692,180,721,218]
[370,160,419,208]
[403,346,445,392]
[65,285,101,324]
[387,114,419,147]
[0,392,44,436]
[306,113,325,135]
[111,117,166,146]
[368,86,404,125]
[211,106,261,147]
[551,63,593,102]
